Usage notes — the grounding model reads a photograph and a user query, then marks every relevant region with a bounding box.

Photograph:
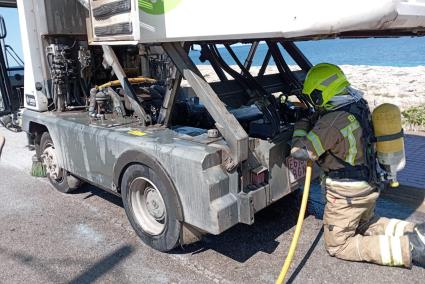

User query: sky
[1,6,424,67]
[0,7,23,63]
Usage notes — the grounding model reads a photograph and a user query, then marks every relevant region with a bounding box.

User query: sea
[189,36,425,67]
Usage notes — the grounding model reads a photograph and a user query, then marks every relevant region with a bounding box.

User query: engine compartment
[41,36,313,140]
[171,93,309,139]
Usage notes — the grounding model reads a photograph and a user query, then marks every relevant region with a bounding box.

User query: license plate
[286,157,307,183]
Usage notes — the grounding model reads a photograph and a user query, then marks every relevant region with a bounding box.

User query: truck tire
[40,132,82,193]
[121,163,182,252]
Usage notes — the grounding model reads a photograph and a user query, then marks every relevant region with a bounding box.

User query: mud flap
[180,224,203,245]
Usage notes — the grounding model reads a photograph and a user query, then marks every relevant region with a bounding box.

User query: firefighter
[291,63,425,268]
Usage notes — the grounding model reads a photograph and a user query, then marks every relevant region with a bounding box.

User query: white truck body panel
[17,0,49,111]
[89,0,425,44]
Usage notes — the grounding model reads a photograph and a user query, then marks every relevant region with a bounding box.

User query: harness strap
[326,150,370,181]
[375,129,404,142]
[327,168,370,181]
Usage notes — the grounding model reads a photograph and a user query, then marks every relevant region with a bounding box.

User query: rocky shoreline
[195,64,425,111]
[339,65,425,111]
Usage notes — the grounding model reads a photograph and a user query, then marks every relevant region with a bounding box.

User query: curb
[380,184,425,214]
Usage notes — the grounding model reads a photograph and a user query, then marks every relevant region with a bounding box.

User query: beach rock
[340,65,425,110]
[192,65,425,111]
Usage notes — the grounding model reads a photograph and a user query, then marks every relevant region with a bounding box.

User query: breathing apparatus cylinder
[372,104,405,187]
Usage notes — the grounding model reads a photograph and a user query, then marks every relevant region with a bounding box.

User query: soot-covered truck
[12,0,425,251]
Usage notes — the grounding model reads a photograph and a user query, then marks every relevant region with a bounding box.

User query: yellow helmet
[302,63,350,107]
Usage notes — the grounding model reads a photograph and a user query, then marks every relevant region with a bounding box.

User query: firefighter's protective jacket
[291,110,365,172]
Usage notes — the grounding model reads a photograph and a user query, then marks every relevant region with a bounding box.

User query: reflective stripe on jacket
[291,111,365,172]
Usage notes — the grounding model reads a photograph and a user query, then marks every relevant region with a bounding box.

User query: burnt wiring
[46,40,90,111]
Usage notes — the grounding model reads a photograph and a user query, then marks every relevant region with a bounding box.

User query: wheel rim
[41,142,63,182]
[130,177,166,235]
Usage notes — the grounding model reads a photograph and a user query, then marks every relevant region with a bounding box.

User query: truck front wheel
[121,164,182,252]
[40,132,82,193]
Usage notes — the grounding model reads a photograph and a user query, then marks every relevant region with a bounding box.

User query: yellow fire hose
[276,159,313,284]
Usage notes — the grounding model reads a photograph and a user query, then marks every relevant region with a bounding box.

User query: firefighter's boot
[408,223,425,267]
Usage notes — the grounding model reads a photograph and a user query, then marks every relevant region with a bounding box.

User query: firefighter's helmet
[302,63,350,107]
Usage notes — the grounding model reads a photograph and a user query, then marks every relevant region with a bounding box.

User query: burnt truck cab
[17,0,425,251]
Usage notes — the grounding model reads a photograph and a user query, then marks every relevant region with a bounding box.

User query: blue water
[190,37,425,67]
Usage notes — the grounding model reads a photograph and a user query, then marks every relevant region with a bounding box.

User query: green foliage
[402,105,425,127]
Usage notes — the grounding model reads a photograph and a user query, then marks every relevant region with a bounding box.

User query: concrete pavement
[0,127,424,283]
[380,133,425,215]
[399,133,425,189]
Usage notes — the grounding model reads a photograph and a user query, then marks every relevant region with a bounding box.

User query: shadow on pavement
[0,244,134,283]
[71,180,307,264]
[286,227,324,283]
[72,183,124,208]
[382,133,425,219]
[381,185,425,215]
[70,175,424,268]
[73,182,318,264]
[398,134,425,190]
[308,179,425,221]
[173,191,303,263]
[376,194,425,223]
[68,245,134,284]
[0,245,69,283]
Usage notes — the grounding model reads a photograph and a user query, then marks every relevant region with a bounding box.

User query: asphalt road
[0,128,424,284]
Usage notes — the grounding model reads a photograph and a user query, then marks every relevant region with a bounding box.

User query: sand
[194,64,425,111]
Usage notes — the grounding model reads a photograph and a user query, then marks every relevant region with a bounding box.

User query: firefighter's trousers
[323,178,415,268]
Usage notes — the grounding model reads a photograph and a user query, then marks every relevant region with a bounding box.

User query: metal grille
[93,0,131,20]
[94,22,133,36]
